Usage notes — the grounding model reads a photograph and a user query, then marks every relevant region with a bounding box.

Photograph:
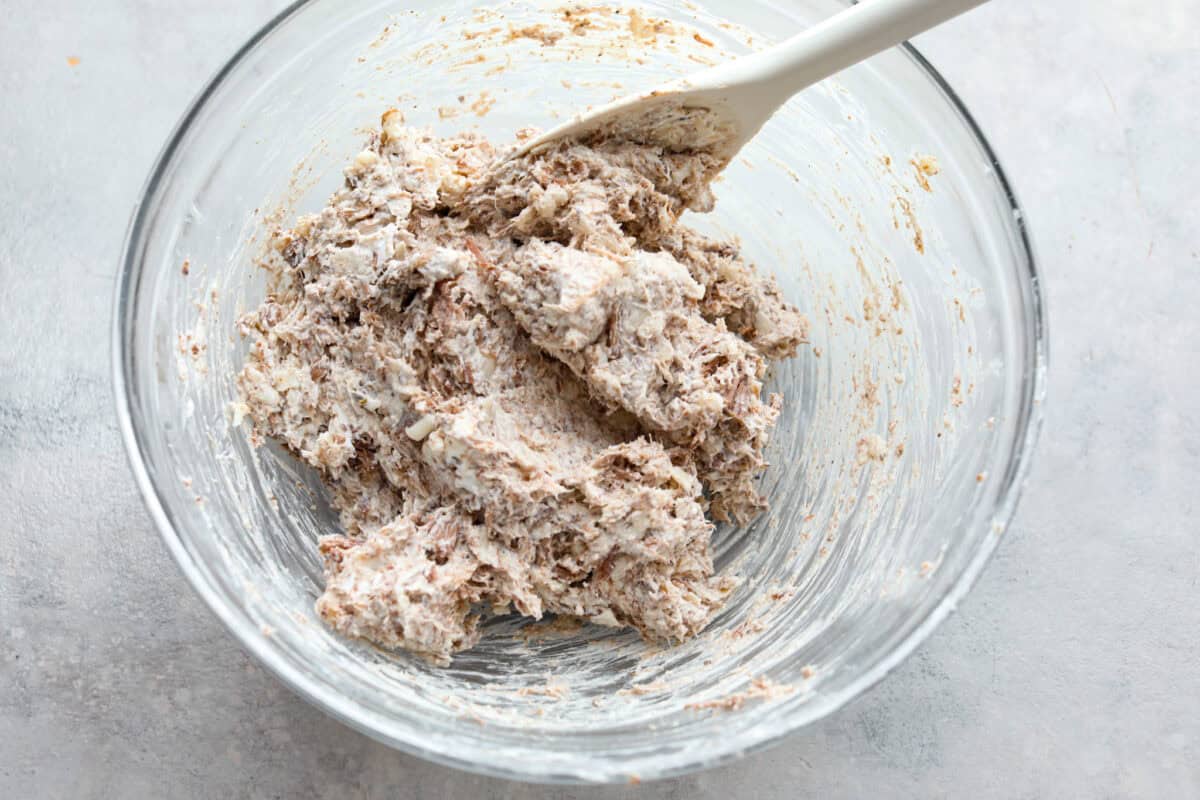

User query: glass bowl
[113,0,1046,784]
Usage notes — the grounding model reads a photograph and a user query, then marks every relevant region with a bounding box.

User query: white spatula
[509,0,988,161]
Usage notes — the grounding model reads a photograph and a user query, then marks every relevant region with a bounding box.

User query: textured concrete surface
[2,0,1197,797]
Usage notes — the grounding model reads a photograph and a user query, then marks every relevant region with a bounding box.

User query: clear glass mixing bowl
[113,0,1046,784]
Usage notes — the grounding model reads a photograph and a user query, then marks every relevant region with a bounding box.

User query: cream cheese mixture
[235,107,808,664]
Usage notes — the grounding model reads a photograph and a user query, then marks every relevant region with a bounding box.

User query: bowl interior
[116,0,1043,783]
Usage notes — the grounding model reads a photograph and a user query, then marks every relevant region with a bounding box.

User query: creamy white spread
[236,108,808,664]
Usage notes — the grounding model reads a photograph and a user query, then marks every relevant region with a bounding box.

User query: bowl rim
[112,0,1048,785]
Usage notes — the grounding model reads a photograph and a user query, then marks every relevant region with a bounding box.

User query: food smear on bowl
[233,104,809,664]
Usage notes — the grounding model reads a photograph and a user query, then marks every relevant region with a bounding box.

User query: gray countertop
[2,0,1197,796]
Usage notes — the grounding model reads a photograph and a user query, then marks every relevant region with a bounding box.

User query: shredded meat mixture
[235,108,809,664]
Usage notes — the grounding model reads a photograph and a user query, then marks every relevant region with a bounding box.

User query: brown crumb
[801,665,816,680]
[950,374,964,407]
[894,196,924,254]
[560,7,599,36]
[911,154,940,192]
[470,91,496,117]
[519,615,585,642]
[507,24,564,46]
[685,676,793,712]
[516,680,570,700]
[66,56,81,67]
[618,679,670,696]
[462,25,503,41]
[181,259,190,276]
[726,618,767,640]
[856,433,888,465]
[628,8,672,41]
[693,32,714,46]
